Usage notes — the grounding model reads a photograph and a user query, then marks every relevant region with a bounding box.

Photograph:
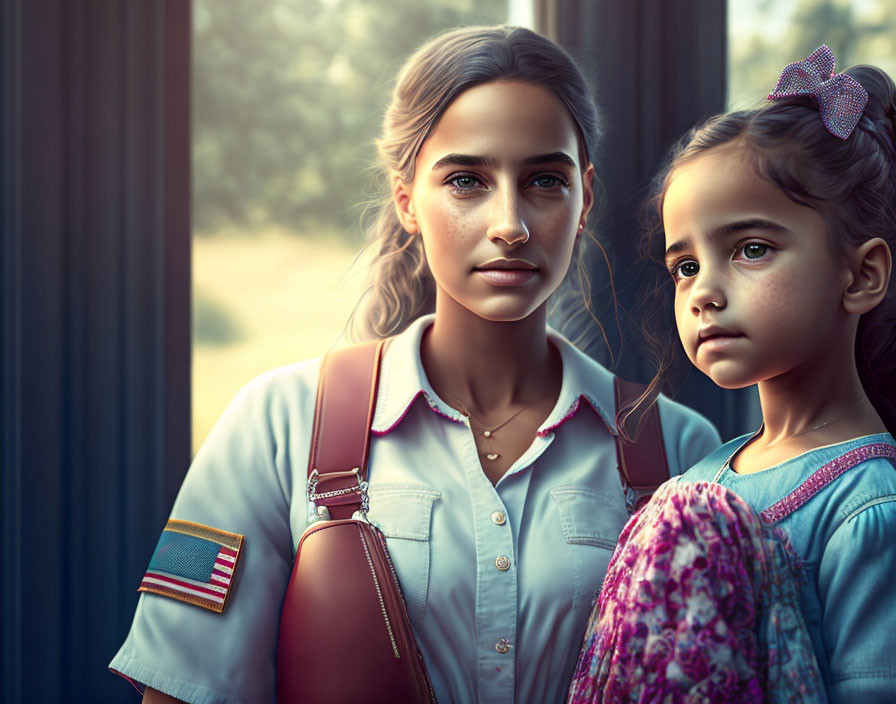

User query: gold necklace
[446,387,553,461]
[786,396,870,439]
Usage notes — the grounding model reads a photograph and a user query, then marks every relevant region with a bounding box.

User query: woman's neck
[421,299,558,414]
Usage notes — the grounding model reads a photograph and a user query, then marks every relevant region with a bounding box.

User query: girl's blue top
[681,431,896,704]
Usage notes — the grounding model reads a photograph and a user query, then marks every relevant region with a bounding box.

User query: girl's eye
[448,174,483,190]
[672,259,699,279]
[741,242,769,259]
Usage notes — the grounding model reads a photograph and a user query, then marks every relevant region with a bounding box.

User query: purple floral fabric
[567,479,826,704]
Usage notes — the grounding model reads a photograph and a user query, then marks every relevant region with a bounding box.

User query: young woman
[111,26,719,704]
[570,47,896,703]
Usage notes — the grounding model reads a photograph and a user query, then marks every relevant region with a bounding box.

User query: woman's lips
[475,268,537,285]
[474,259,538,286]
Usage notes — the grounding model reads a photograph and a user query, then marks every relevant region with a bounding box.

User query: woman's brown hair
[349,25,601,340]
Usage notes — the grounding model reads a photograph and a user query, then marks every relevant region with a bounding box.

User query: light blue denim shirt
[110,315,720,704]
[681,432,896,704]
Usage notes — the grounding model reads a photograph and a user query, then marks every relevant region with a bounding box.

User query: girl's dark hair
[632,63,896,437]
[349,25,601,340]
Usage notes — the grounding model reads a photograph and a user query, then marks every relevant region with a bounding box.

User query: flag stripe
[141,579,226,605]
[143,571,228,597]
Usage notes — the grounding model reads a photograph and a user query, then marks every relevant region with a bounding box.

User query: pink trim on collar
[538,394,614,437]
[371,389,467,436]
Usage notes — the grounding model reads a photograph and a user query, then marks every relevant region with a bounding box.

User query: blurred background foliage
[728,0,896,109]
[193,0,508,241]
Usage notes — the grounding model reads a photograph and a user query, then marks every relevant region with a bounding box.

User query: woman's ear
[578,164,595,234]
[843,237,892,315]
[391,173,419,234]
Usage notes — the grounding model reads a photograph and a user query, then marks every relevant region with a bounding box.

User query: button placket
[461,435,518,701]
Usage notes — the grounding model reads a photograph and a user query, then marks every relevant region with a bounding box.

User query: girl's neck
[421,299,558,414]
[756,345,881,444]
[734,343,887,473]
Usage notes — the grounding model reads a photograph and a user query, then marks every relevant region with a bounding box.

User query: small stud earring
[577,223,585,232]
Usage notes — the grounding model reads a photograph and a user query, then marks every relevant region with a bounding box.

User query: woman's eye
[673,260,699,279]
[534,175,559,188]
[531,174,569,190]
[741,242,769,259]
[449,174,482,190]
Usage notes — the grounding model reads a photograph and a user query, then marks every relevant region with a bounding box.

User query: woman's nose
[486,189,529,246]
[688,271,727,314]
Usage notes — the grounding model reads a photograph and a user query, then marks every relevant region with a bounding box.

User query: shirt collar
[371,314,617,436]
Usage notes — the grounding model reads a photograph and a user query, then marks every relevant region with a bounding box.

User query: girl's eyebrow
[664,218,789,260]
[430,151,577,171]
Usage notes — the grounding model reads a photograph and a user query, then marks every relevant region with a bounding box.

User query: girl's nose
[487,189,529,246]
[689,273,727,315]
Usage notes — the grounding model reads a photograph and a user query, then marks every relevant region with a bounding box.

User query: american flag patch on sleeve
[138,519,244,613]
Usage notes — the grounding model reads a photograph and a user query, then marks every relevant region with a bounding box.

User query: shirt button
[495,555,510,571]
[490,511,506,525]
[495,638,512,654]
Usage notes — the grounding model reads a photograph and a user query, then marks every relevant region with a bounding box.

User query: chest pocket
[550,485,629,610]
[368,483,440,625]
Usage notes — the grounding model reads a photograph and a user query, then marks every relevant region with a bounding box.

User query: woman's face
[662,143,851,389]
[394,80,593,323]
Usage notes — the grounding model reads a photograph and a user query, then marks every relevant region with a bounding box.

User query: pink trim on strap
[761,442,896,523]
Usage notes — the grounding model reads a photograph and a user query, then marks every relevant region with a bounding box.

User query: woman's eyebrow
[430,151,577,171]
[520,151,577,167]
[664,218,789,260]
[430,154,498,170]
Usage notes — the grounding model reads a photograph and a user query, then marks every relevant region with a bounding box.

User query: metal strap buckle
[307,467,370,516]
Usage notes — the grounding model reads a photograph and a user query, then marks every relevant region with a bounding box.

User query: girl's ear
[843,237,892,315]
[391,173,419,234]
[578,164,595,233]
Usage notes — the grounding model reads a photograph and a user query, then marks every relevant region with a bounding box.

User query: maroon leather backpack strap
[613,377,670,498]
[307,340,385,520]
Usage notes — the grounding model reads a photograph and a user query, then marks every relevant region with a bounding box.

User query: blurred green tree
[193,0,508,240]
[728,0,896,109]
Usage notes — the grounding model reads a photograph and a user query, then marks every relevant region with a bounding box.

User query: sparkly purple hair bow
[767,44,868,139]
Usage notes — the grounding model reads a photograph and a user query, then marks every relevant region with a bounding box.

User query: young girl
[570,46,896,703]
[109,25,719,704]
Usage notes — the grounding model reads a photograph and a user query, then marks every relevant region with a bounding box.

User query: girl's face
[394,80,593,323]
[662,143,852,389]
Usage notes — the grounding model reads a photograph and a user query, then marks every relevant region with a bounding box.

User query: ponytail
[848,64,896,435]
[349,197,435,340]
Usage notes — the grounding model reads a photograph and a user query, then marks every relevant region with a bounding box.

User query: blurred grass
[192,228,368,455]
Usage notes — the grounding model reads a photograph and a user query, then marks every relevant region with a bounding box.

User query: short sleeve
[657,394,723,477]
[818,495,896,703]
[109,362,319,704]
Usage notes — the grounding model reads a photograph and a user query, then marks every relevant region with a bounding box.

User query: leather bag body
[276,341,436,703]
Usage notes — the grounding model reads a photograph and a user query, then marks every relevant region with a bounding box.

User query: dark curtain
[1,1,190,701]
[537,0,761,441]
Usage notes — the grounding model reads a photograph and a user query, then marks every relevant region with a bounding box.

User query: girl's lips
[475,268,537,286]
[697,334,744,352]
